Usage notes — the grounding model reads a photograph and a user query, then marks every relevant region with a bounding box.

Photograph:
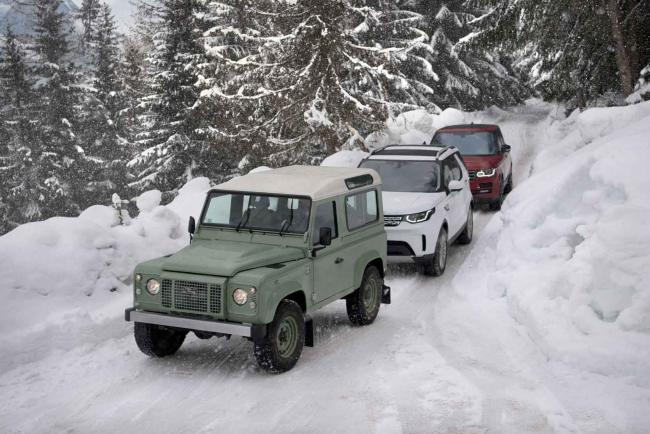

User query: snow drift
[483,102,650,379]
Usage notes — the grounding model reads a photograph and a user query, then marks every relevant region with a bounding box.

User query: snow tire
[423,227,447,276]
[346,266,382,326]
[254,299,305,374]
[134,322,187,357]
[457,207,473,245]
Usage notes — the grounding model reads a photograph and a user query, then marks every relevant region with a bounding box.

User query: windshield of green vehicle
[202,192,311,234]
[432,131,498,155]
[359,160,441,193]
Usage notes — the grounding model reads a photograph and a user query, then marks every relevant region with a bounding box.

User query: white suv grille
[384,215,403,227]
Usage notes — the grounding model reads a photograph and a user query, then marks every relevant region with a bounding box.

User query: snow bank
[365,108,466,148]
[321,150,368,167]
[484,101,650,378]
[0,177,211,302]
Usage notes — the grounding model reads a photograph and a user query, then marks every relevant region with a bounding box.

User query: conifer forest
[1,0,648,234]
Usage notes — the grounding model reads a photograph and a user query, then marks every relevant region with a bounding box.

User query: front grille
[160,279,223,314]
[173,280,208,312]
[468,170,477,180]
[209,284,222,313]
[161,279,172,308]
[384,215,403,227]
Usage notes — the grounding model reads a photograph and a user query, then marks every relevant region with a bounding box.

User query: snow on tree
[400,0,526,110]
[128,0,221,195]
[200,0,435,164]
[77,0,102,48]
[470,0,650,106]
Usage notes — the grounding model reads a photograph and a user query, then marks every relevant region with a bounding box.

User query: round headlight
[146,279,161,295]
[233,288,248,305]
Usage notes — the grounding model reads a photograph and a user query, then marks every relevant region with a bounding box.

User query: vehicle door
[341,189,380,291]
[311,200,348,303]
[443,157,465,236]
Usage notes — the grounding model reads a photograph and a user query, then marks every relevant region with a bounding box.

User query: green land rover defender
[125,166,390,373]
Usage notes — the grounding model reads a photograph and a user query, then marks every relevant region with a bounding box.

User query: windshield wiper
[279,206,295,236]
[236,202,253,232]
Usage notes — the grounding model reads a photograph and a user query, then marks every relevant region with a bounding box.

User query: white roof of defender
[216,165,381,201]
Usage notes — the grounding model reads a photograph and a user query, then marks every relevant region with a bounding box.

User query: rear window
[432,131,498,155]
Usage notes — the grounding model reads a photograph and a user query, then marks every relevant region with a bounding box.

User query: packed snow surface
[1,100,650,433]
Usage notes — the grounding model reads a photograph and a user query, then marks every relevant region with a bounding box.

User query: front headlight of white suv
[405,209,434,224]
[476,168,496,178]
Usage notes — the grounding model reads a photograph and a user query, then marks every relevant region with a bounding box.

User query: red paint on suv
[431,124,513,210]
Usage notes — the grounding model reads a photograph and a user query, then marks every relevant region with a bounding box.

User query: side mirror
[319,227,332,246]
[448,180,464,192]
[502,144,511,153]
[188,216,196,235]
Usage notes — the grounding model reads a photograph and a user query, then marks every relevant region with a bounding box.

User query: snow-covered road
[0,211,495,434]
[2,101,649,433]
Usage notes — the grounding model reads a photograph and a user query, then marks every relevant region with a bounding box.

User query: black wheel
[457,208,473,245]
[194,331,213,340]
[346,266,382,326]
[489,176,505,210]
[504,173,513,194]
[489,196,503,210]
[134,322,187,357]
[254,299,305,373]
[423,227,447,276]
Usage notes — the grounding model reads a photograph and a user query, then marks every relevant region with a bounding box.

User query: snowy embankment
[1,100,649,432]
[0,178,212,370]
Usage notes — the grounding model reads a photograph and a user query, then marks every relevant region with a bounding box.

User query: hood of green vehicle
[161,240,306,277]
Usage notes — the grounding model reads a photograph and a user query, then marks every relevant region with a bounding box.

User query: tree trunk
[606,0,635,95]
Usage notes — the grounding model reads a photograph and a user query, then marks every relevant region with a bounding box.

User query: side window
[346,190,378,231]
[496,132,505,152]
[448,157,462,181]
[313,202,337,245]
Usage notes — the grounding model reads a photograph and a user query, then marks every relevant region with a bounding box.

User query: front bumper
[385,224,435,263]
[470,177,500,201]
[125,308,267,342]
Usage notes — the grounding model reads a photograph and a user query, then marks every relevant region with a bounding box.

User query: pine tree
[77,0,102,47]
[1,26,32,110]
[80,3,130,198]
[400,0,526,110]
[201,0,434,164]
[0,26,34,233]
[470,0,650,105]
[29,0,89,218]
[94,4,121,116]
[129,0,216,194]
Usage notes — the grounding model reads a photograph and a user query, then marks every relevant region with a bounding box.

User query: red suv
[431,124,512,210]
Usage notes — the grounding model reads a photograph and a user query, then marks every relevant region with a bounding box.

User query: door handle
[335,257,344,264]
[444,204,450,211]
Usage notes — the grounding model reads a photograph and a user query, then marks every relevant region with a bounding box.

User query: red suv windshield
[432,131,498,156]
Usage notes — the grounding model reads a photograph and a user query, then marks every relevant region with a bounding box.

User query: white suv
[358,145,473,276]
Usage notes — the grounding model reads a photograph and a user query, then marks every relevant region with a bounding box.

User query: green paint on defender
[126,166,390,373]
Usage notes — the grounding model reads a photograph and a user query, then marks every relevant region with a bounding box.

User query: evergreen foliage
[128,0,219,195]
[470,0,650,105]
[1,0,645,235]
[201,0,435,163]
